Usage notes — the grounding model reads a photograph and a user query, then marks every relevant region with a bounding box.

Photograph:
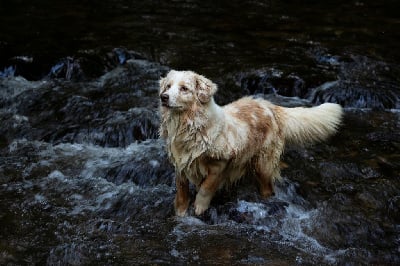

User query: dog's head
[159,70,217,111]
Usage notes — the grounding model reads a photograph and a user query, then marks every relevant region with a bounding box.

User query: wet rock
[309,81,399,109]
[48,57,85,80]
[240,71,306,97]
[52,108,160,147]
[0,48,148,81]
[0,77,52,107]
[104,140,174,186]
[0,56,167,147]
[308,56,400,109]
[98,57,168,93]
[0,66,16,78]
[218,69,310,104]
[0,111,30,149]
[218,55,399,110]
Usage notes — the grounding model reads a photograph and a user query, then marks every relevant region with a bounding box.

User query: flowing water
[1,0,399,265]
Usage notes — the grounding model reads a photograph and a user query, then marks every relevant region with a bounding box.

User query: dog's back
[223,97,343,151]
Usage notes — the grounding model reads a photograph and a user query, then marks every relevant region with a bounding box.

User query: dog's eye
[166,84,171,89]
[180,86,188,92]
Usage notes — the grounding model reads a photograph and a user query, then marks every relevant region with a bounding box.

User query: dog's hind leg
[254,154,279,198]
[174,175,190,217]
[194,160,226,215]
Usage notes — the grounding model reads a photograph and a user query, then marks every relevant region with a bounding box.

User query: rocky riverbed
[1,52,399,265]
[1,0,399,265]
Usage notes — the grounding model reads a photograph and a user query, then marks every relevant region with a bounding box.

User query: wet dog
[159,70,343,216]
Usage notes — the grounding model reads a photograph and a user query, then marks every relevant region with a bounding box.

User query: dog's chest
[169,140,207,185]
[169,136,203,167]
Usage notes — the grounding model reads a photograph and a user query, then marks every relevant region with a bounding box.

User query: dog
[159,70,343,216]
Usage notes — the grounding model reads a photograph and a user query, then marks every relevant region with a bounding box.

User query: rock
[308,56,400,109]
[0,55,168,147]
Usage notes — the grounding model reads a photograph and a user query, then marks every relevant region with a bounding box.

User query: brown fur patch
[174,176,190,216]
[230,99,272,149]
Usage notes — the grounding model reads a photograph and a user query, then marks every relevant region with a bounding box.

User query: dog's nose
[160,93,169,103]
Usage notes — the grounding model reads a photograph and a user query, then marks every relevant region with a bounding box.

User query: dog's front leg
[174,175,190,217]
[194,160,226,215]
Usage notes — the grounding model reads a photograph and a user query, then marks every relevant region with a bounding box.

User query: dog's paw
[175,203,189,217]
[194,191,211,215]
[174,193,190,217]
[260,190,275,199]
[194,202,208,216]
[175,208,188,217]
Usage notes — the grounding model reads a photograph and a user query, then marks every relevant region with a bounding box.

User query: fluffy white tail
[282,103,344,145]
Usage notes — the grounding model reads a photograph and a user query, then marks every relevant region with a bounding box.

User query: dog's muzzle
[160,93,169,106]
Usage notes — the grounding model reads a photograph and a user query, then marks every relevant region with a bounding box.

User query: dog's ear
[195,74,217,104]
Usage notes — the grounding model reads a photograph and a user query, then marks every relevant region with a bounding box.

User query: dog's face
[159,70,217,111]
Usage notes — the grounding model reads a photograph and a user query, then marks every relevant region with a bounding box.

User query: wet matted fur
[159,70,343,216]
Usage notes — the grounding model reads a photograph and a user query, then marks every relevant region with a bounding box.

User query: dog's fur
[159,70,343,216]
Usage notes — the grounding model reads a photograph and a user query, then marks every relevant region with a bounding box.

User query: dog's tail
[281,103,344,145]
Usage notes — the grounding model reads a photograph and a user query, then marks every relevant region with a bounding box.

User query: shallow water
[1,0,400,265]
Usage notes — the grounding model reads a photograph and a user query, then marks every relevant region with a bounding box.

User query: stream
[1,0,399,265]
